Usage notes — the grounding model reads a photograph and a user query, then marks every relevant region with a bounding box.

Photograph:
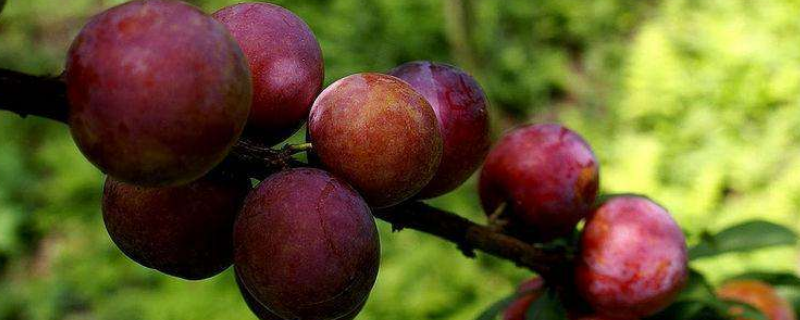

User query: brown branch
[0,67,569,276]
[0,69,69,122]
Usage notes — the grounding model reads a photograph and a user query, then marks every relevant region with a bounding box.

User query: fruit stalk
[0,68,567,275]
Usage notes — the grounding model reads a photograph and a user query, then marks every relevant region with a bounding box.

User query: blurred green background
[1,0,799,319]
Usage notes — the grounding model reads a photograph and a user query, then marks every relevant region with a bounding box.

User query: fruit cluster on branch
[0,68,564,273]
[0,1,697,320]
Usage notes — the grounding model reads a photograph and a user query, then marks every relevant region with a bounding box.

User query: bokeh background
[1,0,799,319]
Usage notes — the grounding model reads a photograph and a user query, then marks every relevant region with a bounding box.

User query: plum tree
[308,73,443,208]
[213,2,324,145]
[503,277,545,320]
[575,196,688,319]
[102,174,250,280]
[390,61,490,198]
[235,271,366,320]
[479,124,599,240]
[66,0,252,187]
[234,168,380,320]
[717,280,796,320]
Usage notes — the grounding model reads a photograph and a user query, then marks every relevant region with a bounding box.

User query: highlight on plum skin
[102,174,251,281]
[479,124,599,240]
[390,61,490,199]
[308,73,443,208]
[66,0,252,187]
[575,195,688,319]
[717,280,797,320]
[234,168,380,320]
[213,2,324,145]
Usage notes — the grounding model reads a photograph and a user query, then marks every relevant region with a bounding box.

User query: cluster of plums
[61,1,694,319]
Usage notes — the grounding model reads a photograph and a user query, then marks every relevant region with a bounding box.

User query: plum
[504,277,546,320]
[308,73,443,208]
[575,196,688,319]
[389,61,490,198]
[213,3,324,145]
[479,124,599,240]
[717,280,796,320]
[235,271,366,320]
[234,168,380,320]
[66,0,252,187]
[102,174,250,280]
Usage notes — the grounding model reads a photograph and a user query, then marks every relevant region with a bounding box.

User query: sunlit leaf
[689,221,797,260]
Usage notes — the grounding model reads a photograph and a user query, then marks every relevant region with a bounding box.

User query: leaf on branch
[675,269,717,302]
[645,301,724,320]
[647,269,770,320]
[689,220,798,260]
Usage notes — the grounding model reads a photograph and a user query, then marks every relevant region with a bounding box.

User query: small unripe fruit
[717,280,796,320]
[390,61,491,198]
[575,196,688,319]
[102,175,250,280]
[308,73,443,208]
[66,0,252,186]
[213,3,324,145]
[503,277,545,320]
[234,168,380,320]
[480,124,599,240]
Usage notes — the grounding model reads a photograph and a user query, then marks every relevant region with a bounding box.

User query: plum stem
[0,67,570,276]
[487,202,509,232]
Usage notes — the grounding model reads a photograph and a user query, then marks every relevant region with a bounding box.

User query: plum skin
[575,196,688,319]
[717,280,796,320]
[390,61,491,198]
[102,174,250,280]
[213,3,324,145]
[234,168,380,320]
[235,271,366,320]
[479,124,599,240]
[66,0,252,187]
[308,73,443,208]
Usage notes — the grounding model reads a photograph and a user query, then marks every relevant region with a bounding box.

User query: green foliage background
[0,0,798,319]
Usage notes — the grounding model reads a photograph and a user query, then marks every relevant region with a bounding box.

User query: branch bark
[0,67,570,276]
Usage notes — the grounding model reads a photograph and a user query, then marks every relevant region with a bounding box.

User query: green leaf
[727,271,800,288]
[475,293,518,320]
[689,220,798,260]
[645,301,724,320]
[524,290,568,320]
[675,269,716,302]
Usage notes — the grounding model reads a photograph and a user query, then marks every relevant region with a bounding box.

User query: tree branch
[0,67,569,276]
